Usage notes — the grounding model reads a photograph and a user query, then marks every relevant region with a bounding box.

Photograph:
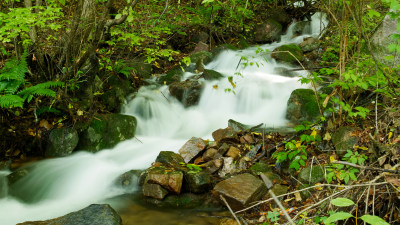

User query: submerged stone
[169,80,202,107]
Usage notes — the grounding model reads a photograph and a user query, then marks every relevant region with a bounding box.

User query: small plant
[323,197,389,225]
[326,151,367,184]
[179,162,202,174]
[272,126,321,171]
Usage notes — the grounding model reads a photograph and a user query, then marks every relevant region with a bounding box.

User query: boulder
[214,173,267,210]
[265,184,289,200]
[202,148,218,161]
[115,169,142,188]
[147,168,183,194]
[286,89,320,123]
[179,137,207,163]
[300,37,319,52]
[17,204,122,225]
[7,168,29,186]
[371,12,400,66]
[142,183,168,200]
[298,166,325,184]
[0,160,11,170]
[212,127,237,143]
[254,19,283,43]
[271,44,304,65]
[144,193,219,209]
[203,158,223,174]
[158,66,183,85]
[192,41,209,53]
[155,151,185,168]
[46,127,79,157]
[228,119,263,132]
[190,51,213,67]
[332,127,360,156]
[169,80,202,107]
[202,69,224,80]
[265,7,292,27]
[292,21,311,37]
[77,114,137,153]
[211,44,238,57]
[184,171,212,193]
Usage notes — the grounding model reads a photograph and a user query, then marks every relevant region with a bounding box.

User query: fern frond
[0,95,24,108]
[17,81,63,102]
[0,52,28,82]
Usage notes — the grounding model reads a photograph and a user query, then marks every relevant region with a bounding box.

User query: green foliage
[179,162,202,174]
[323,198,389,225]
[273,126,321,171]
[326,151,367,184]
[267,211,280,222]
[0,53,64,109]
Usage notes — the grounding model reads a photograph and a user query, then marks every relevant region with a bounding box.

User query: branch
[220,195,242,225]
[332,161,400,174]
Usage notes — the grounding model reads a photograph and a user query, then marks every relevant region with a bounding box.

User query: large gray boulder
[46,127,79,157]
[286,89,320,123]
[214,173,267,210]
[18,204,122,225]
[371,12,400,66]
[254,19,283,43]
[178,137,207,163]
[332,126,360,156]
[77,114,137,153]
[298,166,325,184]
[169,80,203,107]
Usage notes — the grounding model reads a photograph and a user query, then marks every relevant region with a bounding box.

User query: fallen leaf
[295,192,302,201]
[386,177,400,187]
[324,132,332,141]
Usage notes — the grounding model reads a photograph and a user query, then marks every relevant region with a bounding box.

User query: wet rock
[249,162,272,176]
[203,159,223,174]
[214,173,267,210]
[286,89,320,123]
[293,21,311,37]
[169,80,202,107]
[147,168,183,194]
[115,170,142,188]
[226,146,240,160]
[240,134,254,144]
[143,183,169,200]
[158,66,183,85]
[298,166,325,184]
[155,151,185,168]
[0,160,11,170]
[192,31,209,44]
[17,204,122,225]
[220,218,239,225]
[271,44,304,65]
[332,127,360,156]
[218,157,237,178]
[202,69,224,80]
[274,67,298,77]
[261,172,282,184]
[212,127,237,143]
[300,37,319,52]
[7,168,29,186]
[193,41,209,53]
[265,7,291,27]
[145,193,219,209]
[101,75,135,112]
[77,114,137,153]
[243,144,261,162]
[211,44,238,57]
[254,19,283,43]
[202,148,218,161]
[179,137,207,163]
[228,119,263,132]
[46,127,79,157]
[184,171,212,193]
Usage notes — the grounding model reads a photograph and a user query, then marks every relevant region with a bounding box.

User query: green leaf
[360,215,390,225]
[367,9,380,18]
[331,198,355,207]
[323,212,353,224]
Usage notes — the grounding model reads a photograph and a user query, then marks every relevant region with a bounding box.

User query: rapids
[0,13,328,225]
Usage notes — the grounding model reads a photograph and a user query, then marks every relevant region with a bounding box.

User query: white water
[0,13,328,225]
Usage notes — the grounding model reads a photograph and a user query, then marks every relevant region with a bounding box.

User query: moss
[286,89,320,123]
[272,44,304,64]
[190,51,213,65]
[249,162,272,175]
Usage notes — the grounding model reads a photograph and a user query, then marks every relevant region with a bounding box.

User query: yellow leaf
[314,183,323,190]
[324,132,331,141]
[330,155,336,163]
[310,129,317,137]
[388,132,393,139]
[213,85,218,89]
[77,110,83,116]
[252,132,261,136]
[296,141,302,149]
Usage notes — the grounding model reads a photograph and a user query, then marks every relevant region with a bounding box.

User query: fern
[0,95,24,108]
[18,81,64,103]
[0,52,28,94]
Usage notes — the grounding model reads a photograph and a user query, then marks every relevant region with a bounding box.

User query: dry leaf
[386,177,400,187]
[295,192,302,202]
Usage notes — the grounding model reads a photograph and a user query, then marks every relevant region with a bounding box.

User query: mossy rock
[211,44,238,57]
[46,127,79,157]
[298,166,325,184]
[298,183,314,199]
[158,66,184,85]
[271,44,304,64]
[77,114,137,153]
[249,162,272,176]
[123,58,152,79]
[101,75,135,112]
[254,19,283,43]
[332,127,360,157]
[202,69,224,80]
[286,89,320,123]
[190,51,213,65]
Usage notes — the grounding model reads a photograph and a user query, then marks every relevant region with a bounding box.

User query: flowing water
[0,13,328,225]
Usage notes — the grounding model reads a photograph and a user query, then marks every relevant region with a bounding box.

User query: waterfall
[0,13,328,225]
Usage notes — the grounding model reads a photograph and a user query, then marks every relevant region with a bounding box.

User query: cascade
[0,13,328,225]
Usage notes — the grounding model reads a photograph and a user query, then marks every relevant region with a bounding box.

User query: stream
[0,13,327,225]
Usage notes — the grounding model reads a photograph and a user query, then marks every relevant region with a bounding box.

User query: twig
[332,161,400,174]
[220,195,241,225]
[235,182,389,214]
